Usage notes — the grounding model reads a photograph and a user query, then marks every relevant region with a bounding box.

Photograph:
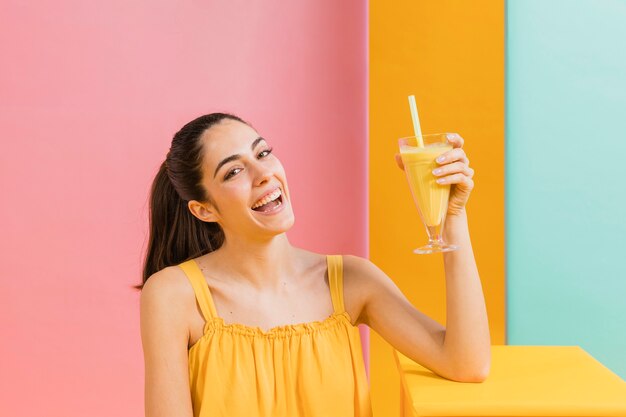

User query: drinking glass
[399,134,459,254]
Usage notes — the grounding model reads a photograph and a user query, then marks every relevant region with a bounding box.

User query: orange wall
[369,1,505,414]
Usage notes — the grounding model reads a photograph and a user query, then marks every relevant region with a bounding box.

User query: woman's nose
[252,163,273,187]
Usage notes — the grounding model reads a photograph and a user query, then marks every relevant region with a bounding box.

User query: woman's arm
[430,133,491,378]
[140,268,195,417]
[355,133,490,382]
[347,252,489,383]
[440,209,491,381]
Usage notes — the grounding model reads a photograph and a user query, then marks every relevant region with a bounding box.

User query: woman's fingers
[436,173,475,189]
[436,147,469,166]
[432,161,474,179]
[446,133,464,148]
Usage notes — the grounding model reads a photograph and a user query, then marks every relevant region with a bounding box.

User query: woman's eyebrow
[213,137,266,178]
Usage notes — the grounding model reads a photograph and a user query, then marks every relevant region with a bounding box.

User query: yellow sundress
[179,254,372,417]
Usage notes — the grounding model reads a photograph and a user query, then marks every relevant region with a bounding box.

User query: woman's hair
[134,112,247,290]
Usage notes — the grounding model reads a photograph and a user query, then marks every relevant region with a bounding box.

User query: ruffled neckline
[188,311,353,351]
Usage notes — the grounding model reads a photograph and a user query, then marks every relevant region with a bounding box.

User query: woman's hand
[394,133,475,217]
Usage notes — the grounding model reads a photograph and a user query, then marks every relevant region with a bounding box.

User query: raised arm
[140,268,195,417]
[357,133,490,382]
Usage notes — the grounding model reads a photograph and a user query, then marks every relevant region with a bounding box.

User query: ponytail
[135,113,245,290]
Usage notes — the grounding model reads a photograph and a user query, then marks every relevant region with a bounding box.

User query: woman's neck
[208,233,299,290]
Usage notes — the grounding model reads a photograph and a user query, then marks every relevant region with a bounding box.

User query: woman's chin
[267,213,295,234]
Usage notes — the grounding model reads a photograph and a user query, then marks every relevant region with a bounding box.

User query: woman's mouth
[251,188,284,213]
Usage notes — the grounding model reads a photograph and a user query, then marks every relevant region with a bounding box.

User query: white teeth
[252,189,282,209]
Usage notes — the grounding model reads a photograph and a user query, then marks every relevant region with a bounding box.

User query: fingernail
[432,168,442,175]
[436,156,446,163]
[436,178,446,184]
[446,133,455,140]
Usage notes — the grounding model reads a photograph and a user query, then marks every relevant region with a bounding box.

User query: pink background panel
[0,2,368,416]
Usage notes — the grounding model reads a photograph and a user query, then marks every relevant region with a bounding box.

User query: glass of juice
[399,133,459,254]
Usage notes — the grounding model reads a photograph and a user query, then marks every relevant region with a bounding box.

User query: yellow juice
[400,142,452,227]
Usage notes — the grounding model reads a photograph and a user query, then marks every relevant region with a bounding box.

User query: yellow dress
[179,255,373,417]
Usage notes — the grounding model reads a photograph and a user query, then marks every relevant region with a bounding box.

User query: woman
[139,113,490,417]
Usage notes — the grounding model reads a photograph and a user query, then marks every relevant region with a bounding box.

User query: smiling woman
[137,113,371,417]
[137,112,489,417]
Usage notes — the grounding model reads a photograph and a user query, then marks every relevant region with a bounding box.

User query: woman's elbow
[457,364,490,383]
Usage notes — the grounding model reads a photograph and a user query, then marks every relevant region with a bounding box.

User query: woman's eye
[258,148,273,158]
[224,168,242,180]
[224,148,273,180]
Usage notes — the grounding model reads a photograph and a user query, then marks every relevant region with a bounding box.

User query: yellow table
[394,345,626,416]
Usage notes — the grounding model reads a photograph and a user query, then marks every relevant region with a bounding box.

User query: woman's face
[194,119,295,239]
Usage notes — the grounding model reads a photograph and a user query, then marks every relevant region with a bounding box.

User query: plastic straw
[408,95,424,147]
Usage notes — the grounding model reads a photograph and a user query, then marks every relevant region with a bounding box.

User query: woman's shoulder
[341,255,394,298]
[292,249,372,268]
[293,250,376,279]
[293,251,381,281]
[340,254,372,284]
[341,254,379,276]
[333,255,386,322]
[141,264,197,310]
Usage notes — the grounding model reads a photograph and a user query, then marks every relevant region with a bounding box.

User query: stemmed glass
[399,133,459,254]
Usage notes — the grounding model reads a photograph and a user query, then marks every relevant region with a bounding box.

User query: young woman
[139,113,490,417]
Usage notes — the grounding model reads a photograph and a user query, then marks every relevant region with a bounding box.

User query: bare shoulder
[342,254,390,287]
[141,264,195,306]
[341,254,395,326]
[140,265,196,339]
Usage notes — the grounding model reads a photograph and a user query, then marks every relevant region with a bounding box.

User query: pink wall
[0,2,367,416]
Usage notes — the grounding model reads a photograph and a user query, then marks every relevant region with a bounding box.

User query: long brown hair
[134,113,247,290]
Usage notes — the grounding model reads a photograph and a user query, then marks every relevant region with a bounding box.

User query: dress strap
[327,255,345,314]
[179,259,219,320]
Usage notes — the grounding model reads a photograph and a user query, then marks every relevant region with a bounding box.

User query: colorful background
[506,0,626,385]
[369,1,505,413]
[0,2,366,416]
[1,1,624,416]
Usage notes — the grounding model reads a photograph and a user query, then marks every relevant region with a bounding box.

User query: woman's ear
[188,200,219,223]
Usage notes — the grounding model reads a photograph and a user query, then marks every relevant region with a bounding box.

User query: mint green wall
[506,0,626,378]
